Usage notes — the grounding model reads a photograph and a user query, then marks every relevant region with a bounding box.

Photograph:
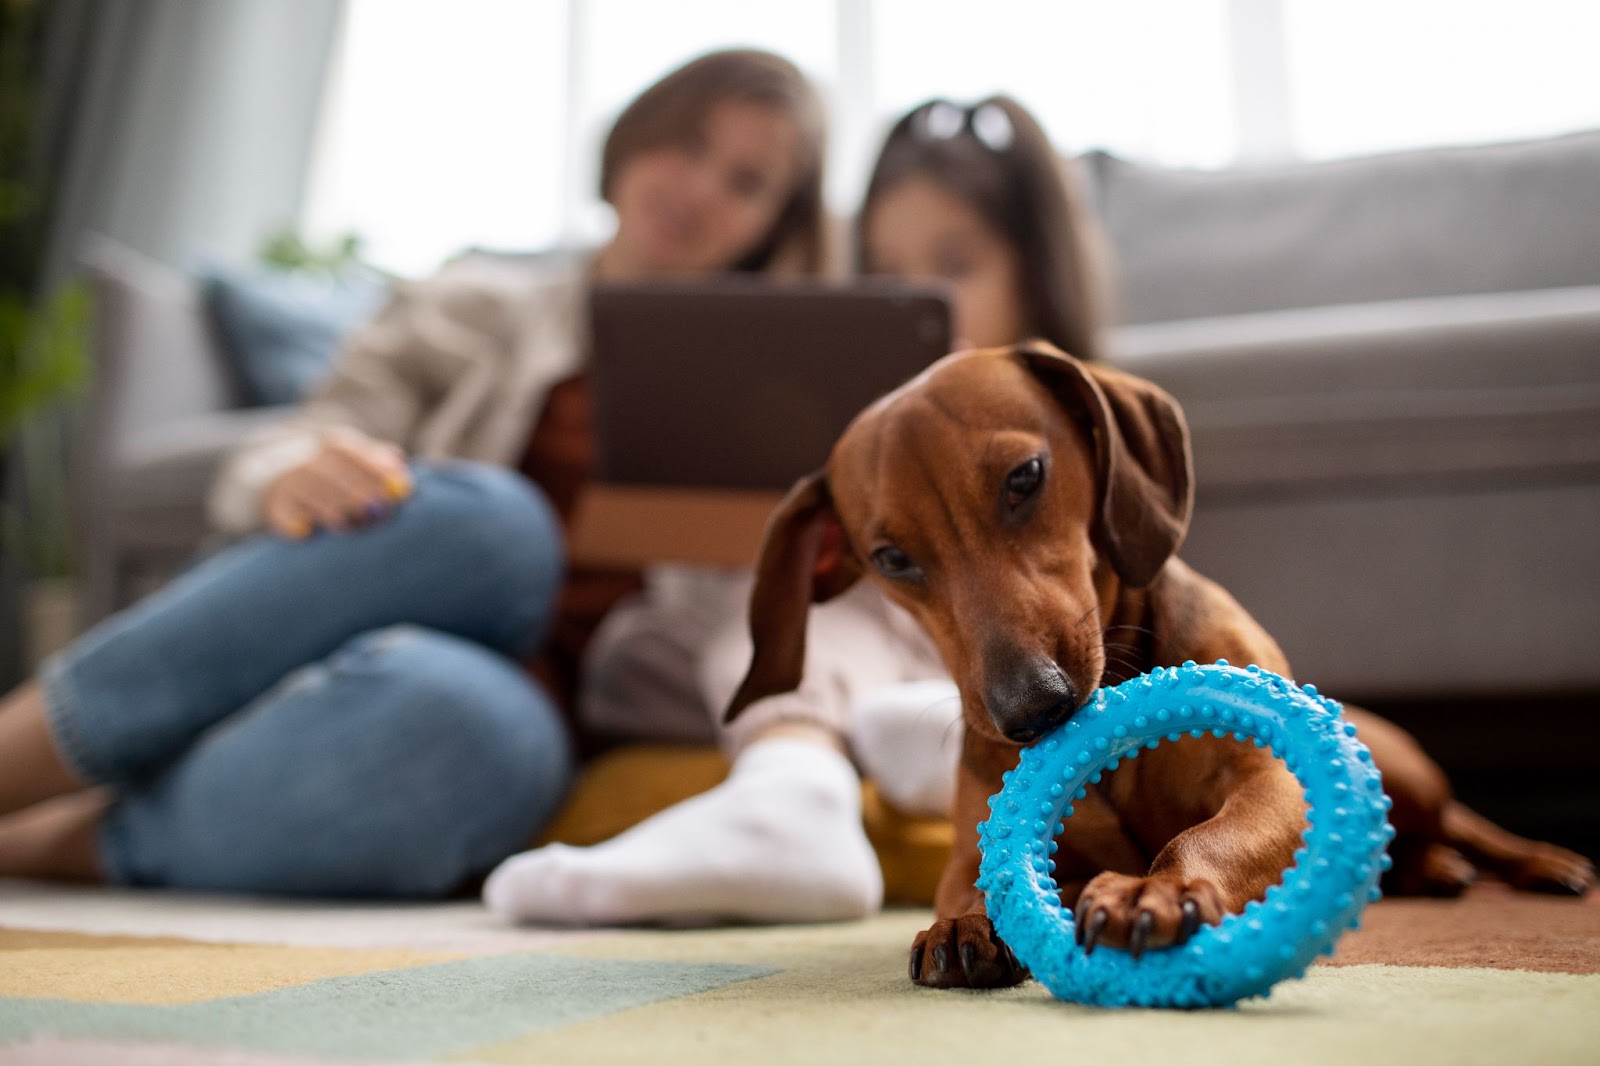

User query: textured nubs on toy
[976,661,1395,1008]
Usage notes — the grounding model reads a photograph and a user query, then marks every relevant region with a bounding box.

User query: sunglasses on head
[911,99,1015,152]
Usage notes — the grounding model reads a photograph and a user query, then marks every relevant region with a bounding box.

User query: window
[303,0,1600,276]
[1284,0,1600,160]
[870,0,1234,166]
[302,0,569,276]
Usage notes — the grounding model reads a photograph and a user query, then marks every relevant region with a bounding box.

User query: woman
[482,94,1113,926]
[0,48,828,898]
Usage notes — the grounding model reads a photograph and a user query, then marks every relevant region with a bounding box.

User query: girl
[858,95,1106,357]
[482,93,1111,925]
[0,49,828,898]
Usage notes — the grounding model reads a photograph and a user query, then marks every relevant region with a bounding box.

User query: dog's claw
[908,945,923,983]
[1178,899,1201,943]
[932,944,949,976]
[1082,908,1108,955]
[1130,911,1155,958]
[960,942,979,977]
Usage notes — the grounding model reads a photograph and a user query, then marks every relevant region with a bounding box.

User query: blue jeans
[41,463,574,898]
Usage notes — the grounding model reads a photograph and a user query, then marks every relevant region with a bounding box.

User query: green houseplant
[1,0,91,685]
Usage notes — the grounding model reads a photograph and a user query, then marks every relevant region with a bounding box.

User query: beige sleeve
[205,263,520,535]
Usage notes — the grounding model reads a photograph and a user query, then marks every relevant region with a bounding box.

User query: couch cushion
[1178,483,1600,696]
[202,267,388,406]
[1086,129,1600,324]
[110,407,294,552]
[1111,286,1600,493]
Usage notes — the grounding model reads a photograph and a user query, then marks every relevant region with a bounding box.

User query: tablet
[571,279,952,567]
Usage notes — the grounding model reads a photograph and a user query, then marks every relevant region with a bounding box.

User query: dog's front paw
[1072,872,1227,957]
[909,914,1028,989]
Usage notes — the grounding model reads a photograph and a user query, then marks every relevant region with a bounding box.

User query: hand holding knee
[264,427,413,538]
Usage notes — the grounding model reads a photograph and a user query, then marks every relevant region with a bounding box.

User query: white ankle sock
[483,738,882,926]
[847,680,963,818]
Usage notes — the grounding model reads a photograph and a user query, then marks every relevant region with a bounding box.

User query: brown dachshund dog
[725,342,1596,989]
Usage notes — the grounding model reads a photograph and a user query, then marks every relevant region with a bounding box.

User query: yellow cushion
[536,744,952,906]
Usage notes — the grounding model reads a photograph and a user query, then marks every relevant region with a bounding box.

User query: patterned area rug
[2,880,1597,1065]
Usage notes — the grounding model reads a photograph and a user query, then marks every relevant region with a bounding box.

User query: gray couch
[1088,128,1600,702]
[74,238,290,623]
[75,130,1600,706]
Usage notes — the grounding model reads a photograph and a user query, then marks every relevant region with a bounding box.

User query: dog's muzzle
[983,647,1080,743]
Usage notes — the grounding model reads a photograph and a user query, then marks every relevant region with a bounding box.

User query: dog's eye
[1005,456,1045,508]
[870,545,919,580]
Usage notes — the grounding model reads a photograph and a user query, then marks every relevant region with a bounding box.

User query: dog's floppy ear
[724,470,863,722]
[1016,340,1194,588]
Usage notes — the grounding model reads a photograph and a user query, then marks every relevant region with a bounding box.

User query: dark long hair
[600,49,828,275]
[857,96,1107,361]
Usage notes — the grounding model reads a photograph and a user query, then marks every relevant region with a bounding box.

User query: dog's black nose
[997,698,1077,744]
[983,648,1079,743]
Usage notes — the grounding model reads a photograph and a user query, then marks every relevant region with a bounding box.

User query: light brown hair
[857,96,1108,361]
[600,49,828,275]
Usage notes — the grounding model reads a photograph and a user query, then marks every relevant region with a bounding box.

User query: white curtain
[45,0,345,277]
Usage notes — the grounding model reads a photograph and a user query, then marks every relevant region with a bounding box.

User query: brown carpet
[1328,882,1600,974]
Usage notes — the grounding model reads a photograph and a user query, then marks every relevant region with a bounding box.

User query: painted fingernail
[286,519,311,539]
[385,474,411,500]
[364,500,389,522]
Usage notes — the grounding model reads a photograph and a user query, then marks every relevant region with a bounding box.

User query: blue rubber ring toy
[976,661,1395,1008]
